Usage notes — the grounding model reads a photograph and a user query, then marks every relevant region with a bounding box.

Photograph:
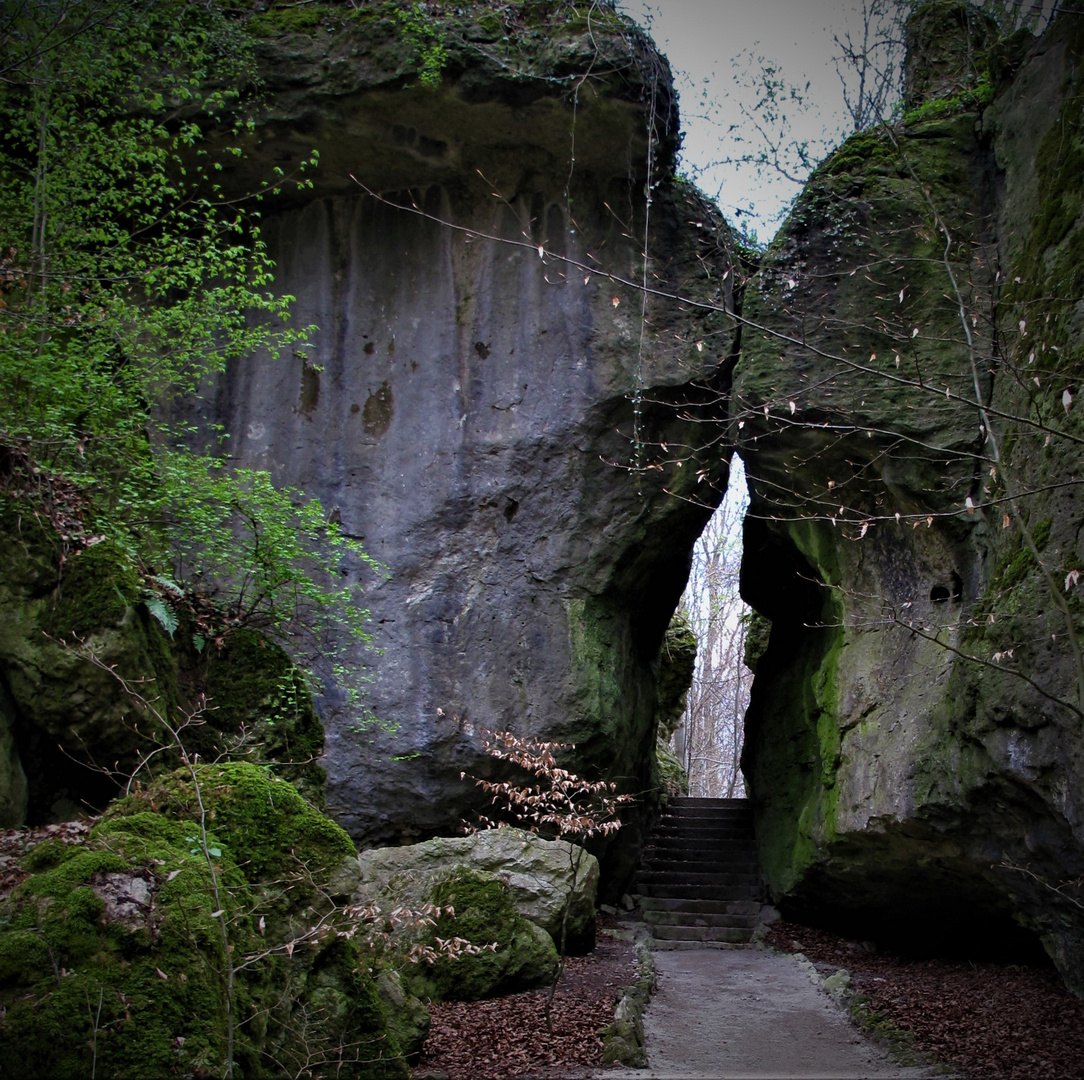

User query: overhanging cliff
[200,2,739,858]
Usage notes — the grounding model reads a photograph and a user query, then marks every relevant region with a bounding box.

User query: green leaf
[144,596,179,639]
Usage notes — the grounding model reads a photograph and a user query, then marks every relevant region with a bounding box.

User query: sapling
[462,724,633,1033]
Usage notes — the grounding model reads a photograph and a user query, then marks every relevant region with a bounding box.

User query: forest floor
[414,916,1084,1080]
[415,928,638,1080]
[6,828,1083,1079]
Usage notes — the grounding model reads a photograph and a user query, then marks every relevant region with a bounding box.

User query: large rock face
[202,3,737,863]
[735,5,1084,990]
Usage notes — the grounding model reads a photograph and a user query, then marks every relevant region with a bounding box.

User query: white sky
[616,1,880,239]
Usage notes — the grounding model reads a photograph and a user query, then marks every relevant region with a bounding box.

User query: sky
[615,0,886,239]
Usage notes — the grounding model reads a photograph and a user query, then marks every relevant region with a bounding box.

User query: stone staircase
[634,796,762,950]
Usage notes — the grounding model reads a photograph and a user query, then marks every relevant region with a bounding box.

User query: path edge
[599,926,656,1067]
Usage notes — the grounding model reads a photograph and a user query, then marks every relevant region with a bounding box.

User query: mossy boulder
[350,827,600,955]
[0,763,410,1079]
[422,867,558,1001]
[0,523,180,821]
[0,506,331,824]
[194,628,328,806]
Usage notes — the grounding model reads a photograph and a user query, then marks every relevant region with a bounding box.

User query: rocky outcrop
[735,4,1084,990]
[0,503,328,823]
[347,826,600,955]
[202,2,737,864]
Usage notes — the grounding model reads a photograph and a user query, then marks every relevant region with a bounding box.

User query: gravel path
[594,947,940,1080]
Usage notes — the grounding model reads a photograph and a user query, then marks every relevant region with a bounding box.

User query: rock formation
[736,4,1084,990]
[348,826,600,954]
[5,0,1084,1001]
[205,2,737,860]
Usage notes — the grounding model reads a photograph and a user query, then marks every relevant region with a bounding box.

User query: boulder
[0,508,330,822]
[0,763,411,1079]
[422,867,559,1001]
[351,826,600,954]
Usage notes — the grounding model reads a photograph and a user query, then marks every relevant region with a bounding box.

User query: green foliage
[394,3,449,89]
[0,0,376,707]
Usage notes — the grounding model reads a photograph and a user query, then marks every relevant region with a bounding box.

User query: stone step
[667,797,750,808]
[648,826,756,839]
[636,882,762,901]
[650,830,755,845]
[636,869,760,887]
[642,908,759,929]
[640,860,759,877]
[652,939,753,951]
[651,924,755,944]
[637,845,758,858]
[637,897,762,917]
[659,811,753,825]
[650,826,754,837]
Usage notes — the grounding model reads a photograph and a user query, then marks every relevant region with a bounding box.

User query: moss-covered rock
[0,763,409,1079]
[734,7,1084,992]
[198,629,328,805]
[423,867,558,1001]
[655,741,689,797]
[351,827,600,955]
[0,504,331,824]
[654,611,695,796]
[656,611,697,737]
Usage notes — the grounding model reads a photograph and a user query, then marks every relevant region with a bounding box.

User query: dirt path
[594,947,941,1080]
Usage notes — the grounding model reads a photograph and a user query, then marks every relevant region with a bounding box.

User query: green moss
[423,867,557,1001]
[200,628,327,804]
[0,823,233,1079]
[988,517,1052,594]
[822,128,898,178]
[1,765,404,1079]
[249,5,329,34]
[656,611,696,735]
[289,938,409,1079]
[742,610,772,674]
[19,836,76,872]
[901,74,995,125]
[655,741,689,796]
[566,596,623,740]
[41,540,140,638]
[109,762,354,882]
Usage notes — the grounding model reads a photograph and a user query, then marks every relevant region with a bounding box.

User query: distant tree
[673,460,750,798]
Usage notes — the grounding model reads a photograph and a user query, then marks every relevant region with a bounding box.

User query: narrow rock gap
[671,454,751,799]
